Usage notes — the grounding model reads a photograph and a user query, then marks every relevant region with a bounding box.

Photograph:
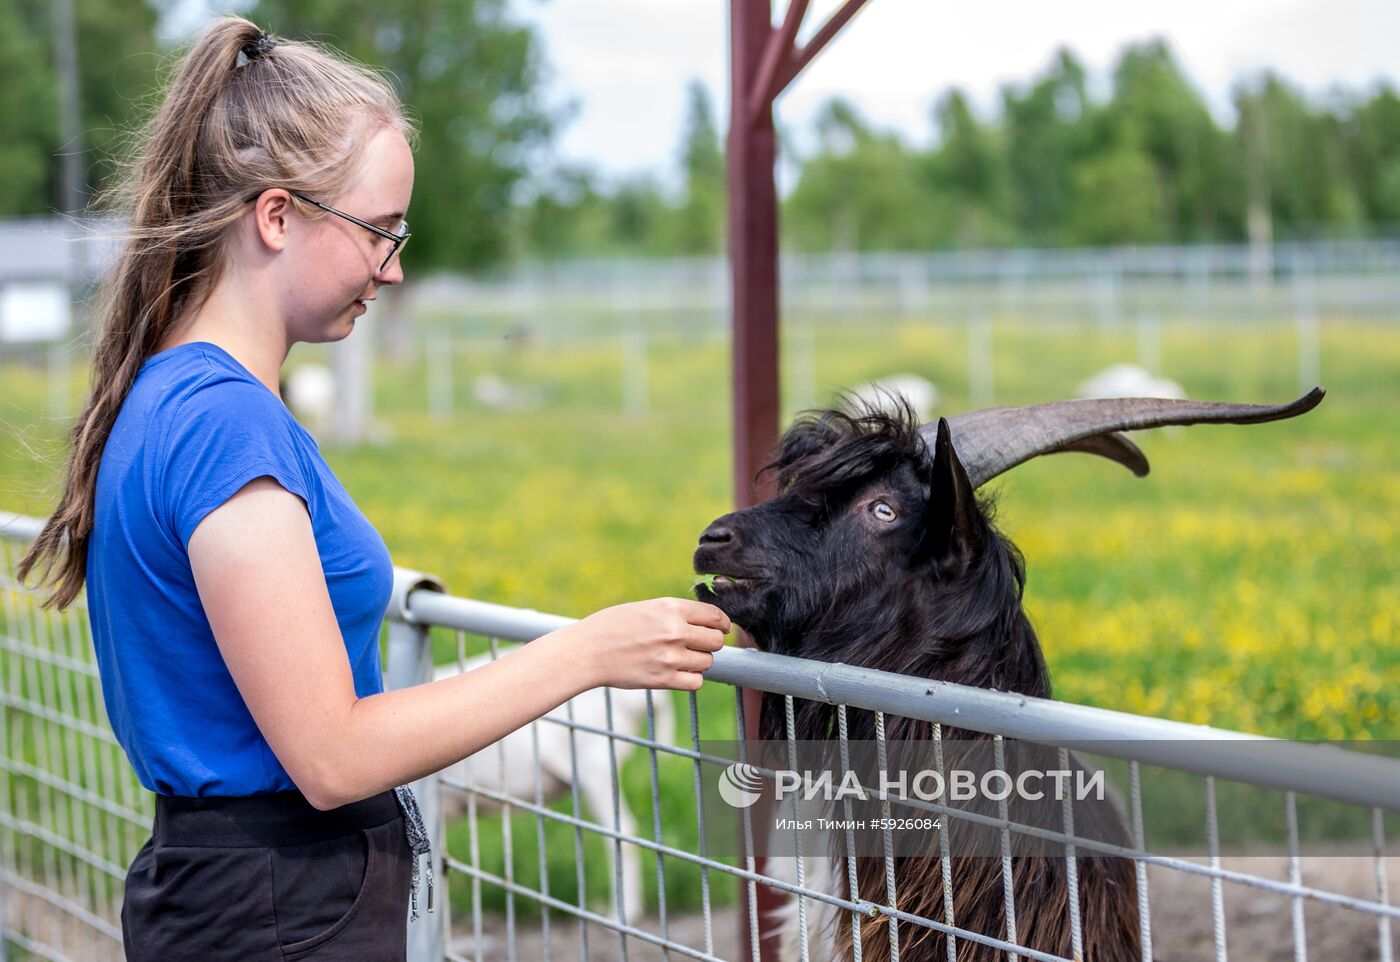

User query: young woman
[17,17,729,960]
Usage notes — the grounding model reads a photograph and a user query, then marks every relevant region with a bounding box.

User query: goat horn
[925,387,1325,489]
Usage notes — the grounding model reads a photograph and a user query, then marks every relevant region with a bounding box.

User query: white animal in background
[471,373,548,412]
[434,653,676,922]
[284,363,337,430]
[1076,363,1187,401]
[843,374,939,422]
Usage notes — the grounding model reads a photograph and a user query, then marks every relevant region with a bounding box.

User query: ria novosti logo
[717,763,765,808]
[716,763,1105,807]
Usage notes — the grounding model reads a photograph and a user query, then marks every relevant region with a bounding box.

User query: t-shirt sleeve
[160,374,312,550]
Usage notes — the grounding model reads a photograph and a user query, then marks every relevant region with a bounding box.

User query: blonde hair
[18,16,418,609]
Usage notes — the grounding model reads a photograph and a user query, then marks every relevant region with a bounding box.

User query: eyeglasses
[287,190,411,273]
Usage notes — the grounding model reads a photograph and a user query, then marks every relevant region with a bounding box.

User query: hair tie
[239,32,279,65]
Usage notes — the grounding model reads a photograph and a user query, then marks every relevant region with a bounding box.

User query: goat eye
[870,501,897,522]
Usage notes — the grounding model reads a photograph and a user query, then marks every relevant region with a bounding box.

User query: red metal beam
[728,1,872,956]
[775,0,872,93]
[730,1,783,957]
[747,0,809,126]
[729,0,782,515]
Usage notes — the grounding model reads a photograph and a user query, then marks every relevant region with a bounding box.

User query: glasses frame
[286,190,410,273]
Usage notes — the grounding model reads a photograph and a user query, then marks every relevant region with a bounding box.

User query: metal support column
[727,3,873,957]
[385,568,447,962]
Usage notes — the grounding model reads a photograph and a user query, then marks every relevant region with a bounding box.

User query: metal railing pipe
[393,584,1400,812]
[702,647,1400,811]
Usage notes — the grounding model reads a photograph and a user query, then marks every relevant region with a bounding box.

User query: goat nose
[700,523,734,545]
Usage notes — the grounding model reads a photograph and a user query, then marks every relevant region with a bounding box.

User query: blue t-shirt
[85,341,394,798]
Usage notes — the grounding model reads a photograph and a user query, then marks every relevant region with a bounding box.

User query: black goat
[693,389,1324,962]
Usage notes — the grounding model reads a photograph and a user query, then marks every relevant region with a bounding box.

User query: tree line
[525,42,1400,258]
[2,0,557,272]
[4,0,1397,267]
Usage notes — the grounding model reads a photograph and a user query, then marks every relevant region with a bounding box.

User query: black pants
[121,789,412,961]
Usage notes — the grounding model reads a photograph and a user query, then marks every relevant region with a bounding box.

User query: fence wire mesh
[0,516,152,962]
[1,513,1397,961]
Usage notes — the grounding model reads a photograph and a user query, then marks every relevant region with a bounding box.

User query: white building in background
[0,216,119,345]
[0,282,70,344]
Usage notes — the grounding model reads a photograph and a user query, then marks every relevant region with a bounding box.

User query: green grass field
[2,312,1397,916]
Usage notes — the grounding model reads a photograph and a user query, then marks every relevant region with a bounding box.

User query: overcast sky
[513,0,1400,191]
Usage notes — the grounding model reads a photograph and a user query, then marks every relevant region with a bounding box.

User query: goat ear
[923,418,981,573]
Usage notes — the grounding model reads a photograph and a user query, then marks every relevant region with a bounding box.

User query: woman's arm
[189,477,728,810]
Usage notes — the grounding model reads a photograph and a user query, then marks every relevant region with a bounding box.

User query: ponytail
[17,16,416,609]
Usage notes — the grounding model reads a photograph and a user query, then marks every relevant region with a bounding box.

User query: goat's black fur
[693,399,1141,962]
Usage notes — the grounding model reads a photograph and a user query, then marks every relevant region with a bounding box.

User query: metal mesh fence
[2,513,1397,961]
[392,580,1400,962]
[0,515,150,962]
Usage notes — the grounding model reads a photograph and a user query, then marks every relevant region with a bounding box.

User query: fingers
[673,648,715,674]
[664,598,731,633]
[683,625,727,653]
[586,597,729,692]
[668,671,705,692]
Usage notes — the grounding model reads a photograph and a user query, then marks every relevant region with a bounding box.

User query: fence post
[790,317,817,413]
[47,337,69,422]
[969,312,995,407]
[623,323,649,418]
[427,327,452,422]
[1292,252,1321,392]
[385,567,447,962]
[332,308,374,444]
[1137,312,1161,375]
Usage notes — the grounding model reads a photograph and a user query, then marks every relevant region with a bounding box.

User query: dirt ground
[3,853,1392,960]
[451,853,1398,961]
[1143,851,1398,961]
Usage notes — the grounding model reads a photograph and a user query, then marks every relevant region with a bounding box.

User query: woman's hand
[565,598,731,692]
